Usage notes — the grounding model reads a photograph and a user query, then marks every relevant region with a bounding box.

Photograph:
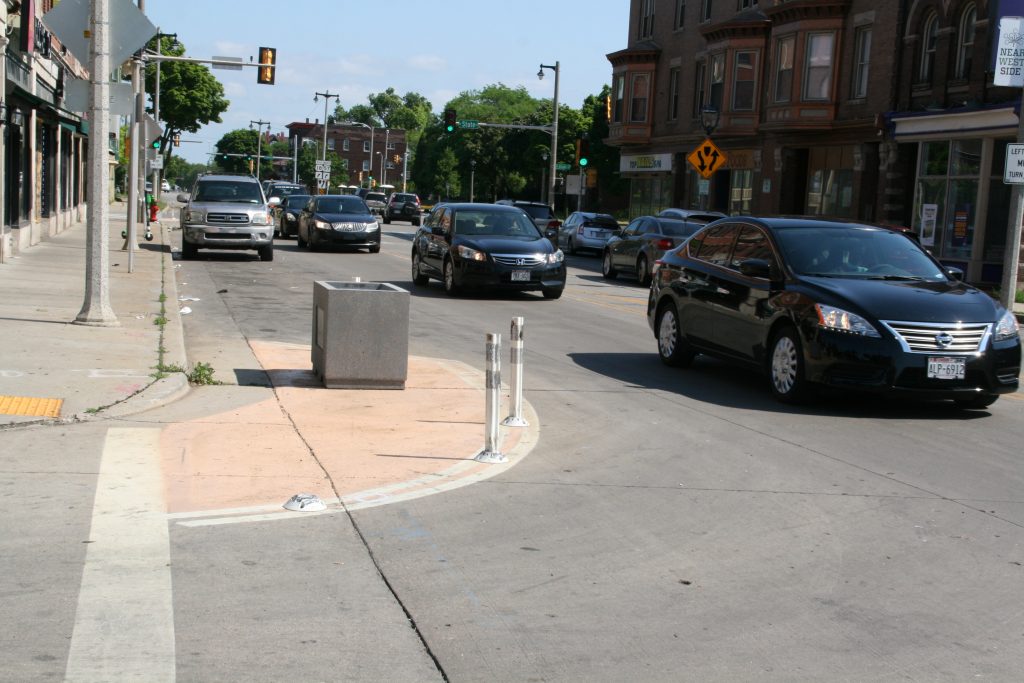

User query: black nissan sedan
[296,195,380,253]
[411,203,566,298]
[647,217,1021,408]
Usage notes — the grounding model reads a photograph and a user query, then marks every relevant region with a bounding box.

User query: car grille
[206,213,250,225]
[491,253,546,267]
[880,320,991,354]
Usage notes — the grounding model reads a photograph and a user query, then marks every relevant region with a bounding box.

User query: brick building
[607,0,1020,286]
[286,120,408,190]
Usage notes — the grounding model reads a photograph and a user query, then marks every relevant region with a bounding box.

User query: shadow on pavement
[568,351,992,420]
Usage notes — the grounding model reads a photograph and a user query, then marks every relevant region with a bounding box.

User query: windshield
[270,185,305,198]
[453,210,543,239]
[315,196,369,214]
[775,226,946,280]
[393,193,417,203]
[194,180,263,203]
[366,193,386,202]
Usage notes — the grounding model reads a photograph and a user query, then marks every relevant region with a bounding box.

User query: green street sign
[458,120,479,129]
[555,162,571,171]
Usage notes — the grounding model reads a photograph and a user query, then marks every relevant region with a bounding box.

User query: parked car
[602,216,704,287]
[648,216,1021,407]
[383,192,422,225]
[658,208,725,222]
[177,173,277,261]
[161,180,171,192]
[363,191,387,217]
[296,194,380,252]
[411,202,566,299]
[275,193,311,238]
[495,199,561,234]
[558,212,620,255]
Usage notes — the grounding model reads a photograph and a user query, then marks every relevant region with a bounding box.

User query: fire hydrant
[149,199,158,223]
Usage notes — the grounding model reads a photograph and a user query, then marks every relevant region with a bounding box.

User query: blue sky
[142,0,630,163]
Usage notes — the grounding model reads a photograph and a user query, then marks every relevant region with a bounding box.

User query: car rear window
[518,204,554,219]
[393,193,417,202]
[656,219,699,237]
[269,185,305,198]
[366,193,386,202]
[586,216,619,229]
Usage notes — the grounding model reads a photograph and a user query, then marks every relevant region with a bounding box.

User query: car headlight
[184,210,203,223]
[456,245,487,262]
[547,250,565,264]
[815,303,881,337]
[314,219,331,229]
[365,222,379,231]
[285,213,297,221]
[251,211,271,226]
[994,310,1020,341]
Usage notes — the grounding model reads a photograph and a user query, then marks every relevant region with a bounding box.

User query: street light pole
[470,159,476,202]
[382,128,390,186]
[250,119,270,180]
[313,90,339,161]
[539,61,560,210]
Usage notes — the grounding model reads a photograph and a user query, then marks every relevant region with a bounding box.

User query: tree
[164,156,207,191]
[144,37,230,156]
[214,129,259,174]
[295,143,348,192]
[435,148,461,200]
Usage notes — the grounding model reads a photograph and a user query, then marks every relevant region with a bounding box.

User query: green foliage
[164,155,206,191]
[186,361,220,386]
[1017,289,1024,304]
[295,143,348,190]
[434,147,461,200]
[144,37,229,151]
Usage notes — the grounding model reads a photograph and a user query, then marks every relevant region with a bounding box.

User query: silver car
[177,173,277,261]
[558,211,620,255]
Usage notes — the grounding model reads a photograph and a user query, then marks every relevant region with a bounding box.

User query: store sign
[994,16,1024,87]
[620,153,673,173]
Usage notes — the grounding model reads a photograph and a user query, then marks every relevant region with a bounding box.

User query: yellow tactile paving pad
[0,395,63,418]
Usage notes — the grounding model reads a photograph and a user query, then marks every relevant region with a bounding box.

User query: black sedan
[647,217,1021,408]
[275,193,310,238]
[411,203,566,298]
[296,195,380,253]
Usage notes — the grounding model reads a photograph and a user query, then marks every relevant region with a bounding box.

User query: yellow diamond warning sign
[687,138,728,179]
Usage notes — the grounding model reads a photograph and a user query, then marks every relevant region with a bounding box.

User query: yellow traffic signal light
[392,154,401,164]
[257,47,276,85]
[605,95,611,122]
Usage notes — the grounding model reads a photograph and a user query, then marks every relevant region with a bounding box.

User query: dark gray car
[602,216,708,287]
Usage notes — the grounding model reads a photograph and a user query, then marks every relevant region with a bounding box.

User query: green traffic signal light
[579,157,588,167]
[444,108,457,133]
[152,139,161,150]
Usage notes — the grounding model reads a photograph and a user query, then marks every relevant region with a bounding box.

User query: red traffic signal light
[444,108,457,132]
[257,47,276,85]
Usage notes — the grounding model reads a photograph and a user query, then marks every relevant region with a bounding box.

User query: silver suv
[178,173,277,261]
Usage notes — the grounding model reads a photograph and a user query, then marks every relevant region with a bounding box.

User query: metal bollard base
[474,448,508,464]
[501,415,529,427]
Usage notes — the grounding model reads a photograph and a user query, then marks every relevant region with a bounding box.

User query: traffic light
[256,46,277,85]
[151,138,161,150]
[392,154,401,164]
[444,108,457,133]
[605,95,612,122]
[579,139,590,167]
[173,134,181,147]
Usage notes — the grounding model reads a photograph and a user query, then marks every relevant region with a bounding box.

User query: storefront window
[729,170,753,214]
[912,139,980,261]
[629,176,673,218]
[805,146,854,218]
[984,142,1010,269]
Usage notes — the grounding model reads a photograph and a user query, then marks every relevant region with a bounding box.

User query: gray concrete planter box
[311,281,410,389]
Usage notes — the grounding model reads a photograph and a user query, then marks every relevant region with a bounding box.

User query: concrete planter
[311,281,410,389]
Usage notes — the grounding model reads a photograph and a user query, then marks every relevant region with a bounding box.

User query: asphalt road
[6,214,1024,681]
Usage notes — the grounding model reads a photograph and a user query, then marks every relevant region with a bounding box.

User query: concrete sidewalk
[0,204,188,425]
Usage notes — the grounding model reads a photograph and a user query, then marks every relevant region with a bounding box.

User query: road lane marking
[65,428,175,683]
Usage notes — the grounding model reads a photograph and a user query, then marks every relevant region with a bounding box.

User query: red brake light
[655,238,674,250]
[548,219,561,228]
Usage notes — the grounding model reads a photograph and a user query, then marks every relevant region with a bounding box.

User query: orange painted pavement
[161,342,523,517]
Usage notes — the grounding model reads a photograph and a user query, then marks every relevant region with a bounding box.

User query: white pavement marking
[65,428,175,683]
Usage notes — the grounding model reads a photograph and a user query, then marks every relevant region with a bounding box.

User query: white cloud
[407,54,446,72]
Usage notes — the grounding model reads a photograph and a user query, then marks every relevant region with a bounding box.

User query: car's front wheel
[411,251,429,286]
[602,250,618,279]
[181,241,197,260]
[258,244,274,262]
[656,302,694,367]
[443,258,461,296]
[542,287,563,300]
[769,326,810,403]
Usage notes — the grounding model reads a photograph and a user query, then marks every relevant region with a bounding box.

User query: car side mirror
[267,197,282,207]
[544,228,558,239]
[945,266,964,281]
[176,193,189,203]
[430,226,446,236]
[738,258,772,279]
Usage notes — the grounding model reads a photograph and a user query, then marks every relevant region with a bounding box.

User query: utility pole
[75,0,117,325]
[313,90,339,161]
[250,119,270,180]
[539,61,560,210]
